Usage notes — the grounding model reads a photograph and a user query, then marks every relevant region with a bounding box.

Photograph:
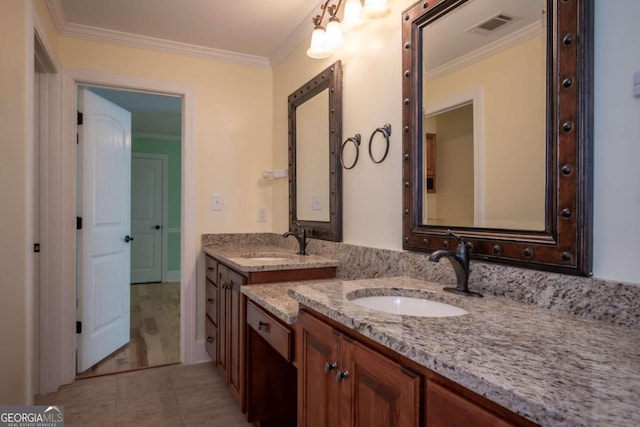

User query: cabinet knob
[207,298,214,303]
[324,361,338,374]
[206,336,214,343]
[335,370,349,383]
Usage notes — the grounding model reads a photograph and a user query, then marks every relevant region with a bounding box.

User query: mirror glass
[288,61,342,242]
[402,0,593,275]
[296,88,330,222]
[420,0,547,230]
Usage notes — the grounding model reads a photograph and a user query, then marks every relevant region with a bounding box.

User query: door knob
[151,225,161,230]
[124,235,134,243]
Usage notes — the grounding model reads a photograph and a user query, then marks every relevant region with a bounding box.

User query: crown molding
[46,0,270,68]
[425,21,543,81]
[269,0,323,67]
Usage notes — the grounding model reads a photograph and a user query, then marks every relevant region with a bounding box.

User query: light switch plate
[211,193,223,211]
[312,195,322,211]
[257,208,267,222]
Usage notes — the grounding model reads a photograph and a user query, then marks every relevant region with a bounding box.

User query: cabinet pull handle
[207,267,215,271]
[258,321,270,332]
[206,336,214,343]
[207,298,214,303]
[335,370,349,383]
[324,361,338,374]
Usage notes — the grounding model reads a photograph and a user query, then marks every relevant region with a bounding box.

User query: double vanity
[202,238,640,427]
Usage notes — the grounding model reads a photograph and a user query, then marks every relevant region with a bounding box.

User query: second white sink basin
[351,296,468,318]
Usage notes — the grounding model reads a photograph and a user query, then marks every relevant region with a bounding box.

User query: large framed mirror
[288,61,343,241]
[402,0,593,275]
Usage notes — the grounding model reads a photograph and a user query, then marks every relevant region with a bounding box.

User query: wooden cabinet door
[228,269,246,409]
[216,264,229,381]
[298,310,342,427]
[426,379,516,427]
[340,337,421,427]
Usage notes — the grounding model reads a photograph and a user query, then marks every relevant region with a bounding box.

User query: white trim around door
[53,67,201,390]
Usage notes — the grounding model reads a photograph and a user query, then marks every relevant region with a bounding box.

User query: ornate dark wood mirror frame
[288,60,343,241]
[402,0,593,275]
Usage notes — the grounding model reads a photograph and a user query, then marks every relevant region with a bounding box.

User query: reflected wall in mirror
[296,88,330,222]
[288,61,343,241]
[421,1,547,230]
[402,0,593,275]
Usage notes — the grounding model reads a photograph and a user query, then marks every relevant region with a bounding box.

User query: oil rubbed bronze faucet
[283,222,308,255]
[429,230,483,297]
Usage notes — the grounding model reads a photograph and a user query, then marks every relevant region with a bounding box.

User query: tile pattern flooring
[35,363,252,427]
[77,282,181,379]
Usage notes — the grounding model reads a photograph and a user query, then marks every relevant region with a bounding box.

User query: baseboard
[190,340,213,365]
[166,270,180,282]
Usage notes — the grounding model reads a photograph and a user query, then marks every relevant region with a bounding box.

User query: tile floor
[35,362,252,427]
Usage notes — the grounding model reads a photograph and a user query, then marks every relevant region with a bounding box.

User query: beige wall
[423,36,546,230]
[54,37,274,236]
[273,0,412,250]
[0,0,32,405]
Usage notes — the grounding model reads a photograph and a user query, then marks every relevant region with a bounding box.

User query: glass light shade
[362,0,390,19]
[307,26,331,59]
[324,18,344,51]
[342,0,365,32]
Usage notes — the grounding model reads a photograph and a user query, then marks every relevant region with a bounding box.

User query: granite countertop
[202,244,338,273]
[287,277,640,427]
[241,279,341,324]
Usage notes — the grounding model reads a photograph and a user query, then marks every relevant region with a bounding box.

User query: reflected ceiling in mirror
[402,0,593,275]
[420,0,547,230]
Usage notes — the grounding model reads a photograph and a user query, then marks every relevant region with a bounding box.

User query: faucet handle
[446,230,468,254]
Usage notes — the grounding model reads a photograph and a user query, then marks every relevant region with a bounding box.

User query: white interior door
[131,154,163,283]
[77,88,131,373]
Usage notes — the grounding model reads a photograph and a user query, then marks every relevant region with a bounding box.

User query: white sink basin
[238,252,297,262]
[245,257,290,261]
[351,296,468,318]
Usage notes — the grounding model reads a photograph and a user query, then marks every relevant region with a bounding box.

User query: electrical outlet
[257,208,267,222]
[312,195,322,211]
[211,193,223,211]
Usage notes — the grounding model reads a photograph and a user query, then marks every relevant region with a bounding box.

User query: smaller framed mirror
[288,61,343,241]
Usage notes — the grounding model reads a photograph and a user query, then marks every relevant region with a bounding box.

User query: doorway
[76,86,182,378]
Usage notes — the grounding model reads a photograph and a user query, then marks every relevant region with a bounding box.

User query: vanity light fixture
[307,0,391,59]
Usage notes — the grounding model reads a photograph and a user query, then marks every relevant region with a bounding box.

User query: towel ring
[340,134,361,170]
[368,124,392,164]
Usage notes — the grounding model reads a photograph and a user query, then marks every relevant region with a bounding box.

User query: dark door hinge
[34,243,40,253]
[77,111,83,125]
[76,216,82,230]
[76,321,82,334]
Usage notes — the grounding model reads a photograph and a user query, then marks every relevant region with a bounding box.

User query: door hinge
[76,321,82,334]
[34,243,40,253]
[77,111,83,125]
[76,216,82,230]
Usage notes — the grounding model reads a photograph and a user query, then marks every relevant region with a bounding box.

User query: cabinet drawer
[205,315,217,361]
[206,256,217,284]
[247,300,292,362]
[205,279,217,324]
